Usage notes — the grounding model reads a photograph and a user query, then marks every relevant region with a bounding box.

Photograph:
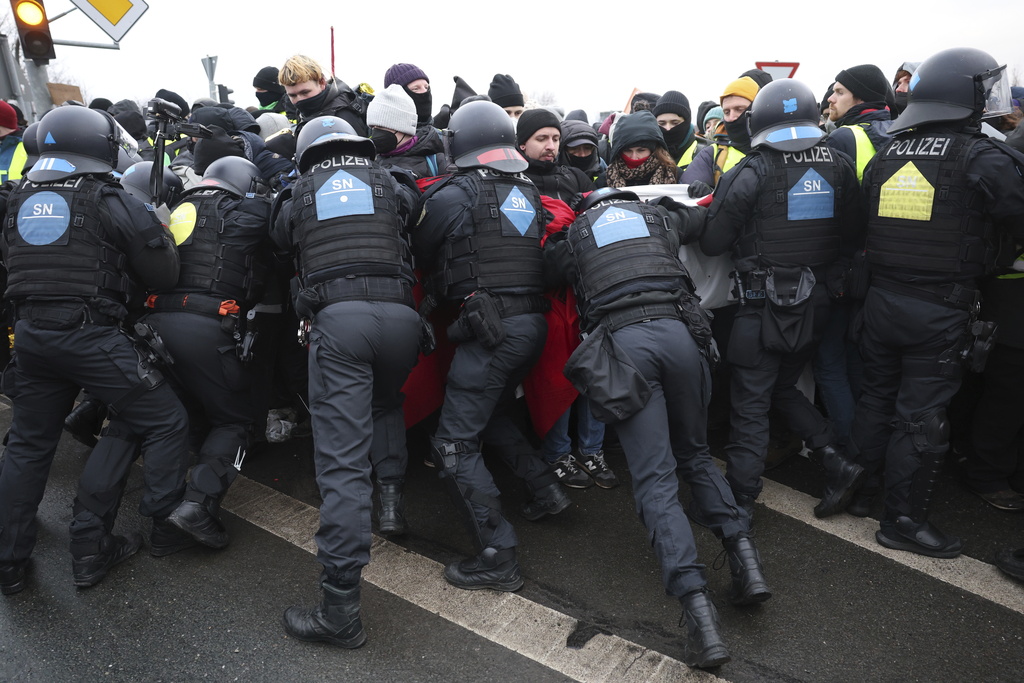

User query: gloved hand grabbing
[193,126,245,175]
[687,180,713,198]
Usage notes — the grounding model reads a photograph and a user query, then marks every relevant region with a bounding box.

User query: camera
[147,97,183,122]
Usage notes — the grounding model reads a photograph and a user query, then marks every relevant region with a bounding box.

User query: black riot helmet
[120,161,184,207]
[21,122,39,170]
[114,146,143,176]
[889,47,1012,134]
[574,187,640,214]
[28,106,136,182]
[192,156,264,197]
[747,78,824,152]
[295,115,376,172]
[448,100,527,173]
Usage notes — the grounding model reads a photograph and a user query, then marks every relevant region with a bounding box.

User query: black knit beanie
[835,64,889,103]
[516,108,561,146]
[488,74,524,108]
[253,66,285,96]
[653,90,691,121]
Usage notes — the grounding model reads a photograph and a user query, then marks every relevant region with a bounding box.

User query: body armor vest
[290,156,413,289]
[866,132,992,278]
[435,168,544,300]
[567,200,688,324]
[737,145,844,269]
[167,188,269,306]
[3,176,130,304]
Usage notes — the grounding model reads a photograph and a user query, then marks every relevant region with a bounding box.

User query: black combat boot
[63,397,108,448]
[520,483,571,521]
[282,580,367,649]
[444,547,523,592]
[679,588,731,669]
[812,445,865,518]
[722,534,772,605]
[847,476,881,517]
[166,500,229,549]
[375,482,407,537]
[0,558,30,595]
[72,533,142,588]
[150,516,198,557]
[876,517,962,559]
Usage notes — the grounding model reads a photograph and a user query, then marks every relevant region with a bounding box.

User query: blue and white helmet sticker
[591,205,650,248]
[315,170,373,220]
[500,186,536,236]
[17,191,71,245]
[31,157,77,175]
[788,168,834,220]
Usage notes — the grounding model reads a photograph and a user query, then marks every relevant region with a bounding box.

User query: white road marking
[222,475,726,683]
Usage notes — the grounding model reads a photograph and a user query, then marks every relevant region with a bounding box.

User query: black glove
[546,228,568,244]
[687,180,713,198]
[265,129,296,159]
[193,126,245,175]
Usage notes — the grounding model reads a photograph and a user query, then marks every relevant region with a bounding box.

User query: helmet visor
[110,116,140,160]
[978,64,1012,119]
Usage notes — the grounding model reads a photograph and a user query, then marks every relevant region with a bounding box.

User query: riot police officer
[545,186,770,669]
[833,48,1024,557]
[0,106,190,593]
[141,157,273,551]
[274,117,422,648]
[413,100,567,592]
[700,79,865,520]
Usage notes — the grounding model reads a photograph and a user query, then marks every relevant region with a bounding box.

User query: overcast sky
[7,0,1024,123]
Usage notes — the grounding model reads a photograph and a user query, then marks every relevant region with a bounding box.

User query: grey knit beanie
[366,84,417,136]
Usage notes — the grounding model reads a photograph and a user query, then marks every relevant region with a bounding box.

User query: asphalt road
[1,399,1022,683]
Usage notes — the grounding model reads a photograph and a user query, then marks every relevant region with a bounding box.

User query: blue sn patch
[315,170,373,220]
[17,191,70,245]
[500,186,535,236]
[788,169,834,220]
[44,132,55,145]
[783,98,797,114]
[591,206,649,247]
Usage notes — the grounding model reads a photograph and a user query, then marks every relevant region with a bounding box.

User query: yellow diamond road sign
[71,0,149,42]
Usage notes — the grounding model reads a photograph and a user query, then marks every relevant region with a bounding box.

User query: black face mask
[893,91,909,115]
[370,128,398,156]
[724,115,752,153]
[660,122,692,150]
[404,87,432,126]
[295,86,332,117]
[566,153,594,173]
[256,90,279,107]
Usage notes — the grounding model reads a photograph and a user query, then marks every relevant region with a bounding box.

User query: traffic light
[10,0,56,64]
[217,84,234,105]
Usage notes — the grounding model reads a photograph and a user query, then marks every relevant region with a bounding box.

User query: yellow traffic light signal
[10,0,56,64]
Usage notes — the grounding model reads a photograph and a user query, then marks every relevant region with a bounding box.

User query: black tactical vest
[290,155,413,289]
[3,176,130,304]
[866,132,992,277]
[567,200,687,323]
[435,168,544,300]
[736,145,844,269]
[167,188,270,306]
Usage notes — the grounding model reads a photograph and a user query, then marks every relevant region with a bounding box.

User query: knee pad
[907,409,950,457]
